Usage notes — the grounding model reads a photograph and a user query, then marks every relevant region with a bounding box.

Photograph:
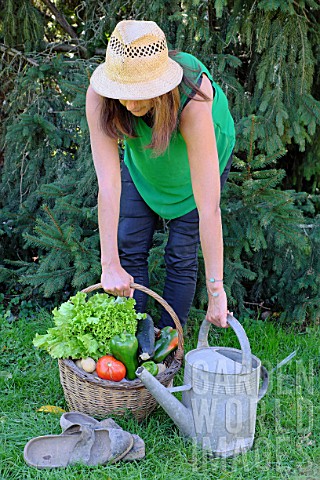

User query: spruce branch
[243,301,272,311]
[0,41,102,57]
[297,18,307,96]
[42,205,63,235]
[23,233,64,251]
[39,0,88,57]
[207,0,215,31]
[20,145,30,205]
[45,43,81,53]
[0,44,38,66]
[44,43,105,56]
[40,0,78,40]
[245,115,256,178]
[293,1,311,23]
[249,0,258,14]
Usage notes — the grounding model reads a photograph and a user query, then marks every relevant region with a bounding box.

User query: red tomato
[96,355,126,381]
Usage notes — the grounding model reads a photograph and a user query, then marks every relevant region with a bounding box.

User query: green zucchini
[136,314,155,361]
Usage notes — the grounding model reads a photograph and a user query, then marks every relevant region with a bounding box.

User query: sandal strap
[68,425,95,465]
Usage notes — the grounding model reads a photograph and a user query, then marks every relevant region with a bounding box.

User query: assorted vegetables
[33,292,144,360]
[79,323,177,381]
[33,290,179,383]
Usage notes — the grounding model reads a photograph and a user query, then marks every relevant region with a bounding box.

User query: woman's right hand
[101,265,134,298]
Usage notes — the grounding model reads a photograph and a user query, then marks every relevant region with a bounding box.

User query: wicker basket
[58,282,184,422]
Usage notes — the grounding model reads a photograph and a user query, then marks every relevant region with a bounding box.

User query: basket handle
[81,282,184,363]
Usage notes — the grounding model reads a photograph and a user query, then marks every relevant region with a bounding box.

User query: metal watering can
[136,314,269,458]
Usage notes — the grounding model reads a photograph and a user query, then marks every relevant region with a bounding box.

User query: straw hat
[90,20,183,100]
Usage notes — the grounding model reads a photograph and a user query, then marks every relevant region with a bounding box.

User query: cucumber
[136,314,155,361]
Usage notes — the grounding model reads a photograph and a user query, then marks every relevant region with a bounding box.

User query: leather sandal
[60,411,145,461]
[23,424,133,468]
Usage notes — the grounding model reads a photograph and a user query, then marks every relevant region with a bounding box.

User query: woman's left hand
[205,286,231,328]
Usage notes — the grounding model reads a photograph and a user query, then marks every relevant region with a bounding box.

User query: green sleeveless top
[124,52,235,220]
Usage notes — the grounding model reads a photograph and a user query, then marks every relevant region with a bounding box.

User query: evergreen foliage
[220,117,320,324]
[2,0,44,52]
[1,55,101,300]
[0,1,319,324]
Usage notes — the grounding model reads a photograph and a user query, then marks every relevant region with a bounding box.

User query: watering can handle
[258,365,269,400]
[197,314,252,373]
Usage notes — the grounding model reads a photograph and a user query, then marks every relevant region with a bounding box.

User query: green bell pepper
[110,332,139,380]
[141,360,158,376]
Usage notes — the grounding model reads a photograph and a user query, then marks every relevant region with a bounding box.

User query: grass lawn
[0,309,319,480]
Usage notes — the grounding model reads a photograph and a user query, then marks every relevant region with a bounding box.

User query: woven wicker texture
[58,283,184,421]
[90,20,183,100]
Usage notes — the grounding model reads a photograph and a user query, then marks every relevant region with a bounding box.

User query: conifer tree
[0,1,319,324]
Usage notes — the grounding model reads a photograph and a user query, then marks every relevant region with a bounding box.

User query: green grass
[0,310,319,480]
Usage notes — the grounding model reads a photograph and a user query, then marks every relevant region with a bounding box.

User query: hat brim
[90,58,183,100]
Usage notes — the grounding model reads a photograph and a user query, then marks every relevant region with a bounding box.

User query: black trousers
[118,155,233,328]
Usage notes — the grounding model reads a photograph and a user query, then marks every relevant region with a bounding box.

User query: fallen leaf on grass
[37,405,66,414]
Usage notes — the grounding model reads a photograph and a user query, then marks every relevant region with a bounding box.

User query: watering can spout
[136,366,195,438]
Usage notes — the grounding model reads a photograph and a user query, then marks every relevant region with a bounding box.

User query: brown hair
[100,51,211,156]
